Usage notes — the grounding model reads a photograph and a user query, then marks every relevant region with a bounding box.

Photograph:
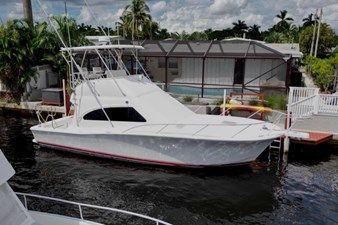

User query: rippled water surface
[0,113,337,225]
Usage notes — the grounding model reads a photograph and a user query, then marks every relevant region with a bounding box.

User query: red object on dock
[291,132,333,145]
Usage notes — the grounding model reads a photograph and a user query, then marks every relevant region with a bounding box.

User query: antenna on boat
[64,0,71,47]
[36,0,115,128]
[115,22,120,45]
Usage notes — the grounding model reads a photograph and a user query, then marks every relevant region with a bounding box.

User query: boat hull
[31,129,274,167]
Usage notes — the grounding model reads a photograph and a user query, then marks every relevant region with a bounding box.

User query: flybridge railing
[287,87,338,123]
[16,192,171,225]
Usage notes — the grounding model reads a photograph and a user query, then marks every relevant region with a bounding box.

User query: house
[122,38,303,97]
[0,65,59,101]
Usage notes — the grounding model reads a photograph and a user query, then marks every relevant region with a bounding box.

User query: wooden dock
[286,87,338,146]
[291,115,338,142]
[288,115,337,145]
[290,131,333,145]
[0,101,65,114]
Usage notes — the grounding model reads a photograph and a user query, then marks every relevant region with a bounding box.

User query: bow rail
[16,192,171,225]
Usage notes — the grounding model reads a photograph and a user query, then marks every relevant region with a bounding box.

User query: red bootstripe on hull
[37,141,199,167]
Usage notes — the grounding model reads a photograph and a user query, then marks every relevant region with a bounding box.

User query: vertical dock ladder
[269,137,282,150]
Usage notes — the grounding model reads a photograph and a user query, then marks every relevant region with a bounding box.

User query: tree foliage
[0,16,88,101]
[232,20,248,37]
[299,23,335,58]
[302,14,315,27]
[305,55,336,92]
[0,20,52,101]
[120,0,152,39]
[273,10,294,33]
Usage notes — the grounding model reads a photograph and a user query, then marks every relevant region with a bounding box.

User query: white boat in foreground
[0,150,171,225]
[30,44,286,167]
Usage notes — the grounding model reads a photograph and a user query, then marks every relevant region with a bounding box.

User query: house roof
[265,43,303,58]
[84,37,303,59]
[133,39,301,59]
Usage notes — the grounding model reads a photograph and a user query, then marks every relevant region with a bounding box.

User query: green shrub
[264,94,287,110]
[328,53,338,66]
[212,98,223,106]
[183,95,193,102]
[248,99,260,106]
[305,55,335,92]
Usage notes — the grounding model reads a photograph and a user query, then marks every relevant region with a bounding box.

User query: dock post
[283,136,290,153]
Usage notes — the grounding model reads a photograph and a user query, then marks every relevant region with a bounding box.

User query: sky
[0,0,337,34]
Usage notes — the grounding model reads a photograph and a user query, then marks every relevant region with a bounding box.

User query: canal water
[0,113,337,225]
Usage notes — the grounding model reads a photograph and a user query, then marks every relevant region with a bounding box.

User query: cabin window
[83,107,146,122]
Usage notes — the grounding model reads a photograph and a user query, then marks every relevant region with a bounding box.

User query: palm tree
[247,24,262,40]
[117,16,131,38]
[170,31,189,40]
[275,10,293,32]
[276,10,294,24]
[121,0,152,39]
[264,31,288,43]
[52,16,88,47]
[302,14,315,27]
[232,20,248,37]
[142,20,160,39]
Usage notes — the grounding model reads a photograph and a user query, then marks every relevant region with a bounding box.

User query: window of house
[83,107,146,122]
[158,58,166,68]
[158,58,178,69]
[168,58,178,69]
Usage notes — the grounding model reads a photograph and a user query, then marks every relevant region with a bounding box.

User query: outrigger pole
[36,0,114,128]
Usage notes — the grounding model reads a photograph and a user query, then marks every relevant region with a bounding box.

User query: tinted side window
[83,107,146,122]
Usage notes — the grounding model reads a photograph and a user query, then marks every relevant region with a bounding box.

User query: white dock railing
[318,94,338,114]
[16,192,171,225]
[287,87,338,123]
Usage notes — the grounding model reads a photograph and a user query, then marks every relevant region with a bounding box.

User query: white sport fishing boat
[31,43,286,167]
[0,150,171,225]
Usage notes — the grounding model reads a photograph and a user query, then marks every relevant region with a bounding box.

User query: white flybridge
[30,42,286,167]
[0,150,171,225]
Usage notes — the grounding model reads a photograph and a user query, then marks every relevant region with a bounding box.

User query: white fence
[288,87,338,122]
[318,94,338,114]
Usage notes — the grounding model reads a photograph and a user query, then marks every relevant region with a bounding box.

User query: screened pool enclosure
[82,38,302,97]
[126,38,301,97]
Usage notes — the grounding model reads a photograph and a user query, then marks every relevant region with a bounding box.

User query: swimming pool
[168,84,242,97]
